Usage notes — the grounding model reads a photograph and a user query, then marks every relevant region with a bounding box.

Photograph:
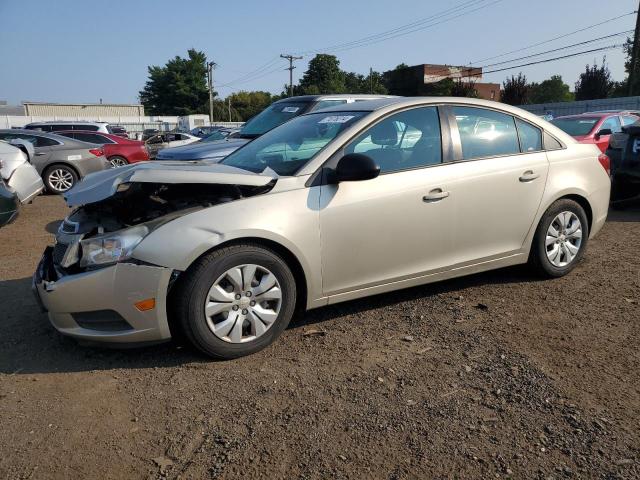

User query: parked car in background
[605,121,640,207]
[34,97,609,359]
[200,128,240,142]
[190,126,239,138]
[55,131,150,167]
[0,141,44,204]
[0,179,18,228]
[156,94,395,161]
[0,130,110,193]
[108,125,129,138]
[550,112,639,153]
[145,132,199,158]
[24,121,123,136]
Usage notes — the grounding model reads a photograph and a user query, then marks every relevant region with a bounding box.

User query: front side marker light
[134,298,156,311]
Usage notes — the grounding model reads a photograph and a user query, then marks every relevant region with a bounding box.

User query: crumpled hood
[155,138,250,160]
[64,161,276,206]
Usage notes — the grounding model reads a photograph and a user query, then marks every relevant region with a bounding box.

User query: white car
[0,141,44,204]
[145,132,200,158]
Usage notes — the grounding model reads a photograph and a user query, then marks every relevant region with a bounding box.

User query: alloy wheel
[204,264,282,343]
[48,169,74,192]
[109,157,128,168]
[545,211,583,267]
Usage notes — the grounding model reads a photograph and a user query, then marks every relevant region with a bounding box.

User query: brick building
[384,64,501,101]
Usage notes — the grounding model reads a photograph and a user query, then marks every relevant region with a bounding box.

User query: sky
[0,0,637,105]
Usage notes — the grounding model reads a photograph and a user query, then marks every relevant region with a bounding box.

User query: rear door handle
[519,170,539,182]
[423,188,450,202]
[35,152,47,156]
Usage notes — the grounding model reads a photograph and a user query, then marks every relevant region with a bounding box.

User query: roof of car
[274,94,396,103]
[25,120,109,125]
[0,128,70,139]
[552,113,614,120]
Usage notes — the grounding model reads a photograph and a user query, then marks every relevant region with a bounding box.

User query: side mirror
[334,153,380,182]
[595,128,613,139]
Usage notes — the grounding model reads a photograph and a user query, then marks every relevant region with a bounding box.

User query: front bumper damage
[33,247,174,344]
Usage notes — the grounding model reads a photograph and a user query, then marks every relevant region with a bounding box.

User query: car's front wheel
[529,199,589,277]
[43,165,78,194]
[174,243,297,359]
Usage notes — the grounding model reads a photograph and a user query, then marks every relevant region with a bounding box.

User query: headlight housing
[79,225,149,268]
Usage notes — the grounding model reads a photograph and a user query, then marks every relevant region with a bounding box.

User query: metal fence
[519,96,640,116]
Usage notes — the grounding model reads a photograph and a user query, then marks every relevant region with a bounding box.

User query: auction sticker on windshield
[318,115,355,124]
[282,106,300,113]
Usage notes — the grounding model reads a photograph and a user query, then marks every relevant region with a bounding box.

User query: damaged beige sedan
[33,97,611,359]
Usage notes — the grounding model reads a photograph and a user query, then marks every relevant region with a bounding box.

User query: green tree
[574,59,614,100]
[529,75,574,103]
[295,54,346,94]
[227,91,273,121]
[501,73,531,105]
[450,79,479,98]
[139,49,210,115]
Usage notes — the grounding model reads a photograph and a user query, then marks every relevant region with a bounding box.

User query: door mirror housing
[595,128,613,139]
[334,153,380,182]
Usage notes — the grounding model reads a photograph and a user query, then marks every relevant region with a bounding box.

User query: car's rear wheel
[43,165,78,194]
[108,156,128,168]
[529,199,589,277]
[174,243,297,359]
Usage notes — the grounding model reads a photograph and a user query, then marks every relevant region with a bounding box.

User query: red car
[550,112,639,153]
[55,131,149,167]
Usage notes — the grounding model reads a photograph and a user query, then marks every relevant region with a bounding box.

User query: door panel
[319,167,456,296]
[445,152,549,263]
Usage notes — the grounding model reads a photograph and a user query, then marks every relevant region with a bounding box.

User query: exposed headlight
[79,225,149,268]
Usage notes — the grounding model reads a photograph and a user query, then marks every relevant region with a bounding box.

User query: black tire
[174,243,297,359]
[528,199,589,278]
[43,164,78,194]
[108,156,129,168]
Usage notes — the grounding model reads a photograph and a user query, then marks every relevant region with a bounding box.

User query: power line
[482,44,624,75]
[471,10,636,64]
[297,0,489,55]
[409,29,632,82]
[303,0,505,56]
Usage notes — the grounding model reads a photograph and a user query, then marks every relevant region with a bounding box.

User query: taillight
[597,153,610,175]
[89,148,104,157]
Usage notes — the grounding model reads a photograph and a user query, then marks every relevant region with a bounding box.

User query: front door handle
[423,188,450,202]
[35,152,46,156]
[519,170,540,182]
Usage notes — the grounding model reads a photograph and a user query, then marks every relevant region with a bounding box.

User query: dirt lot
[0,195,638,480]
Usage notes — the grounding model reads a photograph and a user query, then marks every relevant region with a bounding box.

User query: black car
[0,178,19,227]
[606,124,640,207]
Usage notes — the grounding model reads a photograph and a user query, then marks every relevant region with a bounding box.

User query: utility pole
[228,98,231,122]
[280,54,303,97]
[369,67,373,94]
[628,3,640,96]
[207,61,216,124]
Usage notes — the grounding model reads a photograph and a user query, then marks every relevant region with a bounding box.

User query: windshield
[238,101,310,138]
[551,117,598,136]
[221,111,367,176]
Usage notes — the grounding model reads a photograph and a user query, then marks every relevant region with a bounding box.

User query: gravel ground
[0,195,638,480]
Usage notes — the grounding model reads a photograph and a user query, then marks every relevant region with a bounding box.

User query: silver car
[0,130,110,193]
[33,97,610,359]
[0,141,44,204]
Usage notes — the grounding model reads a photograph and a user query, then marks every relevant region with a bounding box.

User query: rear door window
[515,118,542,152]
[453,106,520,160]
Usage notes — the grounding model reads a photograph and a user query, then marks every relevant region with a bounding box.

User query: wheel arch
[175,236,309,315]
